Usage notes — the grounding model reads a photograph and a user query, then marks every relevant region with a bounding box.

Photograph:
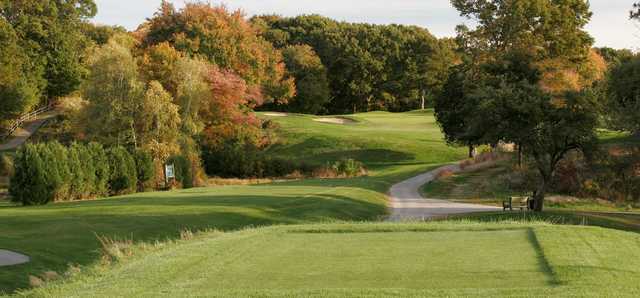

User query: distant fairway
[0,110,467,293]
[23,223,640,297]
[263,110,465,168]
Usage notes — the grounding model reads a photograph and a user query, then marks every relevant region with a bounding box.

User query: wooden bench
[503,196,531,211]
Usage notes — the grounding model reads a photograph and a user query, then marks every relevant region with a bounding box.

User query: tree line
[253,15,457,114]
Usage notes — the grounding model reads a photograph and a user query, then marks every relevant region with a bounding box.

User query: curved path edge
[387,162,501,222]
[0,249,30,267]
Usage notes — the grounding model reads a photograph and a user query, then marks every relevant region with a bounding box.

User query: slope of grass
[20,222,640,297]
[0,110,466,293]
[263,110,464,168]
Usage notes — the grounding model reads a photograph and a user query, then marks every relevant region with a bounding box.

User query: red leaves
[199,67,265,148]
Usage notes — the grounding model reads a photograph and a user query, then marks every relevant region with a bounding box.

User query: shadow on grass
[0,193,385,293]
[448,211,640,234]
[267,136,415,165]
[527,228,563,286]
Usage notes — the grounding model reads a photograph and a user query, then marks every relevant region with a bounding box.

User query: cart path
[0,250,29,267]
[387,163,501,221]
[0,110,58,151]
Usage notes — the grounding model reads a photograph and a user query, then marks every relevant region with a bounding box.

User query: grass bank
[0,110,466,293]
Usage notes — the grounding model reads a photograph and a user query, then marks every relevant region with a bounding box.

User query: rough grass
[0,110,467,293]
[18,222,640,297]
[421,161,520,206]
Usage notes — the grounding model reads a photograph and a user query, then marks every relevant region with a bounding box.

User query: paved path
[0,250,29,267]
[388,163,501,221]
[0,110,58,151]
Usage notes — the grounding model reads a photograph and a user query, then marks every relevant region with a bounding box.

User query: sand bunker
[313,117,357,125]
[263,112,288,117]
[0,250,30,267]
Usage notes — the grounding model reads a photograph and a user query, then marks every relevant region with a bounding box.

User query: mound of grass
[21,222,640,297]
[1,110,467,293]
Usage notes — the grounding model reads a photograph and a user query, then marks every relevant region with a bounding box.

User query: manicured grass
[263,110,465,168]
[0,110,467,293]
[20,222,640,297]
[449,210,640,234]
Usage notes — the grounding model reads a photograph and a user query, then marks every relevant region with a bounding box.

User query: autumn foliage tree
[143,1,295,105]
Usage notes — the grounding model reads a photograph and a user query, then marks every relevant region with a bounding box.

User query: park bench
[503,196,532,211]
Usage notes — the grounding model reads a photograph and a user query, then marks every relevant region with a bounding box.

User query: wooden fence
[1,104,55,141]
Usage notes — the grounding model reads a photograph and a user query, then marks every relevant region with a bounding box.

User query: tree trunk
[517,143,523,168]
[421,90,426,110]
[533,177,548,212]
[468,145,477,159]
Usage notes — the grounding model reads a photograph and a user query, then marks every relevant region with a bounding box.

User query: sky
[93,0,640,50]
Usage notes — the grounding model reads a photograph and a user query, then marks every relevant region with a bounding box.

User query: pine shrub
[107,147,137,195]
[88,142,110,197]
[9,144,50,205]
[134,150,155,191]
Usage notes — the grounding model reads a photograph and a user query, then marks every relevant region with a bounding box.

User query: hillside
[0,110,466,293]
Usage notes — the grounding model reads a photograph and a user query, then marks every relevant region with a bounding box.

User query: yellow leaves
[536,49,606,95]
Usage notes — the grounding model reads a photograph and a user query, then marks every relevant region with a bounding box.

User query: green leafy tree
[254,15,454,113]
[0,18,44,120]
[434,63,484,158]
[438,0,601,212]
[471,81,599,211]
[605,56,640,135]
[280,45,330,114]
[1,0,97,99]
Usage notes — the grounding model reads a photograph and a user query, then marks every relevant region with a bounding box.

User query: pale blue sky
[93,0,639,50]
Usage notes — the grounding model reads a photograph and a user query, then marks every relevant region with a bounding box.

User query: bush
[40,142,69,201]
[134,150,155,191]
[107,147,137,195]
[332,159,367,177]
[9,142,149,205]
[88,143,110,197]
[202,141,262,178]
[9,144,50,205]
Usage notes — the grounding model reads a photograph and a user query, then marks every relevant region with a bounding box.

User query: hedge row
[9,142,155,205]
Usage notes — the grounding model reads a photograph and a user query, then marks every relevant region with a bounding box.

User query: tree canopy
[436,0,602,211]
[254,15,456,113]
[142,1,295,105]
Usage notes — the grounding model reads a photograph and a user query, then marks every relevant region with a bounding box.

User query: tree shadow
[0,193,385,292]
[267,136,415,165]
[526,228,563,287]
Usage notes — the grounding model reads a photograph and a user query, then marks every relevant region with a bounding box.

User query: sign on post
[165,163,175,183]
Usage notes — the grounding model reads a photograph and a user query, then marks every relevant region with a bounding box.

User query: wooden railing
[1,104,55,141]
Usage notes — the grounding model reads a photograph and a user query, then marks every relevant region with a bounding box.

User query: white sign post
[165,164,175,184]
